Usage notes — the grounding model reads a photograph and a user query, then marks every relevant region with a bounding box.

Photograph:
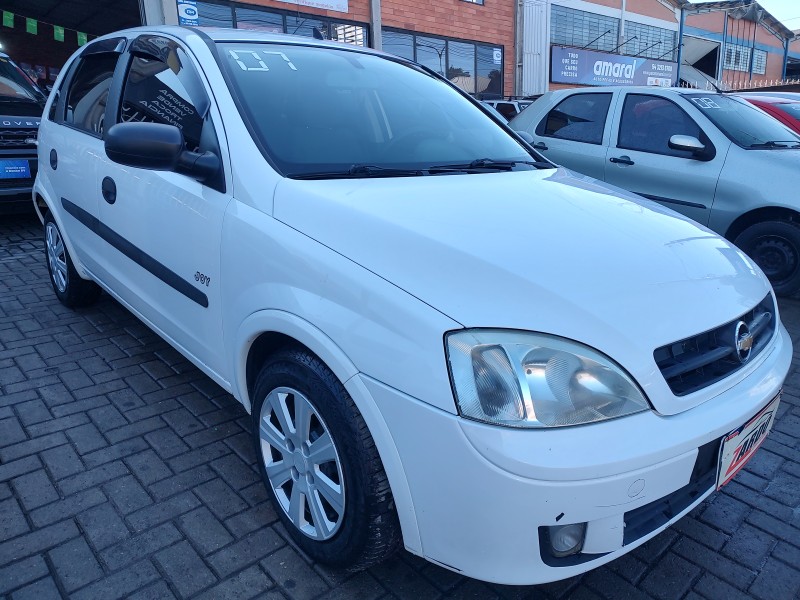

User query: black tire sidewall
[43,212,101,308]
[735,220,800,296]
[251,351,374,566]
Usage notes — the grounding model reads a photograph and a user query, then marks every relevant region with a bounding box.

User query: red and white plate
[717,393,781,490]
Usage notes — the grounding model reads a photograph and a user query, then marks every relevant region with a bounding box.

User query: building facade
[517,0,798,95]
[141,0,515,97]
[683,1,796,90]
[519,0,683,96]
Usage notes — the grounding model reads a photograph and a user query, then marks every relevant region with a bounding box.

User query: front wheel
[734,220,800,297]
[43,212,101,307]
[252,347,400,570]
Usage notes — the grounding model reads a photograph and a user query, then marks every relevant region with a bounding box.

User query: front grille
[654,294,776,396]
[0,129,37,149]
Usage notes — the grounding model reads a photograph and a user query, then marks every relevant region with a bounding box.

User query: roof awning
[682,36,720,65]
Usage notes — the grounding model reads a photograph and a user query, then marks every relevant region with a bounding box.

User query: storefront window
[624,21,677,61]
[382,29,504,98]
[551,5,619,54]
[383,30,415,61]
[448,41,475,93]
[416,36,446,77]
[235,7,283,32]
[196,1,233,27]
[476,45,502,98]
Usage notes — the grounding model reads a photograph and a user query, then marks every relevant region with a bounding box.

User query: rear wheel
[734,220,800,297]
[44,212,101,307]
[252,347,400,570]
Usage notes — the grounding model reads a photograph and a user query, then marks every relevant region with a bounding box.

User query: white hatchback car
[34,27,790,585]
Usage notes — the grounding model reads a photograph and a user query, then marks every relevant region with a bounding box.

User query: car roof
[548,85,719,97]
[735,94,800,105]
[88,25,394,60]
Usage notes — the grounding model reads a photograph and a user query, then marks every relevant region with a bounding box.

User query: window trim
[536,92,613,146]
[615,93,715,160]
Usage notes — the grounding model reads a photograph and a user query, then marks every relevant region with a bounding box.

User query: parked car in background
[735,94,800,134]
[0,51,46,212]
[35,27,790,585]
[511,87,800,295]
[482,97,535,120]
[479,101,508,123]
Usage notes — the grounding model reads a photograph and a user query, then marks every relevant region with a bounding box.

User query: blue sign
[551,47,677,87]
[177,1,199,26]
[0,159,30,179]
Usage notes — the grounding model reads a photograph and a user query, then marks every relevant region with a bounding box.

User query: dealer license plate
[717,393,780,489]
[0,159,31,179]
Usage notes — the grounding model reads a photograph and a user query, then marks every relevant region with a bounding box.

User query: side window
[495,102,517,120]
[618,94,703,158]
[64,53,120,136]
[536,93,612,145]
[120,49,208,152]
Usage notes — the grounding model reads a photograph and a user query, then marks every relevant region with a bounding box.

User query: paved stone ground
[1,211,799,600]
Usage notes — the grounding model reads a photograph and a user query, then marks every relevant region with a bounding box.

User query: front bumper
[364,323,791,585]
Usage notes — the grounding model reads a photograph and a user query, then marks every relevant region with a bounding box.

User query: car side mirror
[517,131,535,144]
[105,122,220,183]
[668,134,708,159]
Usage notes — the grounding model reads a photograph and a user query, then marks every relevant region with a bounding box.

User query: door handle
[102,176,117,204]
[533,142,548,151]
[609,156,635,166]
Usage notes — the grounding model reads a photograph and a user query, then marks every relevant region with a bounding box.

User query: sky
[694,1,800,30]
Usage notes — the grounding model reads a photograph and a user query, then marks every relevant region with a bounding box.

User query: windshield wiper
[749,140,800,149]
[290,164,426,180]
[428,158,552,173]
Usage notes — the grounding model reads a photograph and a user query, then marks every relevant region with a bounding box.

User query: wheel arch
[235,309,422,554]
[725,206,800,242]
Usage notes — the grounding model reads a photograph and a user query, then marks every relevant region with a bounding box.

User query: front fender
[233,309,422,554]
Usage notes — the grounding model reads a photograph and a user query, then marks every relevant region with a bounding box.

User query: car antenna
[681,61,722,93]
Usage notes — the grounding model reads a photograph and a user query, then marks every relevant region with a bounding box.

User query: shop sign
[177,1,200,26]
[551,47,676,87]
[275,0,349,13]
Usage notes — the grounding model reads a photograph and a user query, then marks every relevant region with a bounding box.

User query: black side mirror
[105,122,220,183]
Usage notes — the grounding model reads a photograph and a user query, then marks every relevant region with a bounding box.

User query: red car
[736,94,800,134]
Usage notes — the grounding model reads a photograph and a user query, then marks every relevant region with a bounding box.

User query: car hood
[274,168,772,414]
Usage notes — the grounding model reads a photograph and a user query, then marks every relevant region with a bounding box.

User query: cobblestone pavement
[1,212,799,600]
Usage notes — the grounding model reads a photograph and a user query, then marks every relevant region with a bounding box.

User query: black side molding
[61,198,209,308]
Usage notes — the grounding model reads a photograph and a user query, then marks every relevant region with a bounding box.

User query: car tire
[734,220,800,296]
[252,346,401,571]
[43,212,101,308]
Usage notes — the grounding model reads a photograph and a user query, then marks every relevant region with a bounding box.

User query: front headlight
[446,330,650,428]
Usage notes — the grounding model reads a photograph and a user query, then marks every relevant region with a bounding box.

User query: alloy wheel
[45,222,68,293]
[259,386,345,540]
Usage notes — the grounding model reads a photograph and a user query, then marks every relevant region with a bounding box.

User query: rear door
[604,92,726,226]
[44,40,125,266]
[529,91,615,179]
[95,34,232,380]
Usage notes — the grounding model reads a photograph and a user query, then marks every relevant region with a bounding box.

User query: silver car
[511,87,800,295]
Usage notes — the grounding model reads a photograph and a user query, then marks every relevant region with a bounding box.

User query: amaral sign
[551,47,676,87]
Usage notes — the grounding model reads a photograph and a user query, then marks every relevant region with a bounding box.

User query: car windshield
[218,42,537,178]
[685,93,800,149]
[0,56,45,103]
